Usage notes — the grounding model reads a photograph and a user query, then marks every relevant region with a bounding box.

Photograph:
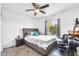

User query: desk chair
[57,34,69,54]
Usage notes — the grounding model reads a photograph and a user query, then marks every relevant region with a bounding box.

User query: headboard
[23,28,39,39]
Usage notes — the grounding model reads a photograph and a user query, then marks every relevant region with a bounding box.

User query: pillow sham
[33,31,40,36]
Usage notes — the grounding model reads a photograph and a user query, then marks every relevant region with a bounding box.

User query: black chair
[57,34,69,55]
[57,34,77,56]
[69,37,79,55]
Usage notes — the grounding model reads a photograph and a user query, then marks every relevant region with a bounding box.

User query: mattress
[25,35,56,50]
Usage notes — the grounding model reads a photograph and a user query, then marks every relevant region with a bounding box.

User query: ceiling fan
[25,3,49,15]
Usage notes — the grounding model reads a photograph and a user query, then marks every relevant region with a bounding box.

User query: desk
[68,31,79,38]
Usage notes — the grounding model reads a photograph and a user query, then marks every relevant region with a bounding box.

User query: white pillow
[30,32,34,36]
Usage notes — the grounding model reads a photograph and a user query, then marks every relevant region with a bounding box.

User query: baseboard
[2,40,15,48]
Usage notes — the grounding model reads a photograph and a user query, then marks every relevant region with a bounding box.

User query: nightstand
[15,38,24,47]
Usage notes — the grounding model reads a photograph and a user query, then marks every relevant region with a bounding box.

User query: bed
[23,28,57,56]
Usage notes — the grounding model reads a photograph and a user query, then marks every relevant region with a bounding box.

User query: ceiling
[2,3,79,18]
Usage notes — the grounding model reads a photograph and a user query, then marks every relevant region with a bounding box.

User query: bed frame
[23,28,57,56]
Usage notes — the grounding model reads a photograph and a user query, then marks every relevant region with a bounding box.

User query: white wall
[34,18,45,35]
[50,8,79,36]
[35,8,79,37]
[0,3,2,53]
[2,9,37,48]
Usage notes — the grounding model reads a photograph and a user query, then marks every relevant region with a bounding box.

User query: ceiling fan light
[35,9,40,13]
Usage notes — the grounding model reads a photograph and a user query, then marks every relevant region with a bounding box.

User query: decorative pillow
[33,31,40,36]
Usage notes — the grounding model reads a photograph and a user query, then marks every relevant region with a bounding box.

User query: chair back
[62,34,68,44]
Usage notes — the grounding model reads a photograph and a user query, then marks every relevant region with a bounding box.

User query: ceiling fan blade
[26,9,34,11]
[40,10,46,14]
[40,4,49,9]
[32,3,37,8]
[34,12,37,15]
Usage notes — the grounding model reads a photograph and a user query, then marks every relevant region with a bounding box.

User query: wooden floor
[1,45,42,56]
[1,45,62,56]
